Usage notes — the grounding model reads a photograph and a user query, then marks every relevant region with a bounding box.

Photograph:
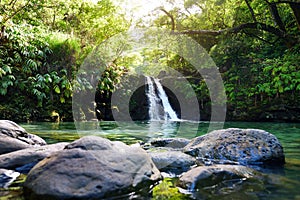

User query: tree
[0,0,130,121]
[154,0,299,48]
[141,0,300,121]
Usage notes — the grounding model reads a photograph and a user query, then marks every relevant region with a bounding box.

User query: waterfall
[146,76,162,120]
[153,78,179,120]
[146,76,179,121]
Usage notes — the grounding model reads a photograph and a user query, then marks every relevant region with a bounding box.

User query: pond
[2,121,300,199]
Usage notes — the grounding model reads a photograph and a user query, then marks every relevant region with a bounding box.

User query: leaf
[0,68,6,77]
[60,97,65,103]
[0,88,7,95]
[25,59,38,71]
[54,85,61,94]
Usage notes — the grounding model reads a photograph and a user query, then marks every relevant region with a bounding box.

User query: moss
[152,178,191,200]
[0,174,26,200]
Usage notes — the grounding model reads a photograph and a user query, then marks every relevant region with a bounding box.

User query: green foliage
[0,0,299,122]
[0,0,130,122]
[152,178,190,200]
[0,23,76,121]
[258,50,300,95]
[97,64,127,95]
[209,33,300,120]
[145,0,300,121]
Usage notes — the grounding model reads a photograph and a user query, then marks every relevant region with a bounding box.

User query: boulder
[0,120,46,154]
[183,128,285,165]
[0,142,68,173]
[0,169,20,188]
[179,164,258,190]
[0,136,32,155]
[149,151,196,175]
[24,136,161,200]
[149,138,191,149]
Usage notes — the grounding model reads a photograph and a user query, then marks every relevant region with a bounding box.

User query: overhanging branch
[176,22,286,38]
[159,8,175,31]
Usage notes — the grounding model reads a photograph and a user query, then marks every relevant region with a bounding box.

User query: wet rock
[0,169,20,188]
[149,151,196,175]
[183,128,285,165]
[0,120,46,154]
[24,136,161,200]
[0,137,32,155]
[179,164,258,190]
[149,138,191,149]
[0,142,68,174]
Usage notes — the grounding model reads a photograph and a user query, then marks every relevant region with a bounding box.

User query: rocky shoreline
[0,120,285,199]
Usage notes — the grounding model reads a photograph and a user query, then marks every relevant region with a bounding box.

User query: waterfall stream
[146,76,179,121]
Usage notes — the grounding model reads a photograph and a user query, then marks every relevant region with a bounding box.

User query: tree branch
[242,30,276,45]
[245,0,257,22]
[177,29,222,36]
[288,2,300,31]
[176,22,286,38]
[2,1,30,24]
[159,8,175,31]
[264,0,287,32]
[275,1,300,4]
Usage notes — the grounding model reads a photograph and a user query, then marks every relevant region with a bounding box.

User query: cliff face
[95,74,150,121]
[95,74,183,121]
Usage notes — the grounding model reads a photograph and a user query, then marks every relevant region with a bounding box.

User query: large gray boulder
[183,128,285,165]
[0,120,46,154]
[0,142,68,173]
[24,136,161,200]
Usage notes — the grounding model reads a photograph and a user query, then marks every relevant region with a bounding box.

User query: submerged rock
[183,128,285,165]
[0,142,68,174]
[149,151,196,175]
[0,120,46,154]
[179,165,268,200]
[179,164,258,190]
[24,136,161,200]
[0,169,20,188]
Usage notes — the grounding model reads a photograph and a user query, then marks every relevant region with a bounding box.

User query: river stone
[179,164,257,190]
[23,136,161,200]
[0,120,46,154]
[149,151,196,175]
[0,142,68,173]
[183,128,285,165]
[149,138,191,149]
[0,169,20,188]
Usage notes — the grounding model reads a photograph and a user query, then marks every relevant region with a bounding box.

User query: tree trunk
[268,2,286,32]
[289,2,300,31]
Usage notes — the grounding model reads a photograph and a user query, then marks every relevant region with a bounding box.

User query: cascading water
[146,76,179,121]
[146,76,162,120]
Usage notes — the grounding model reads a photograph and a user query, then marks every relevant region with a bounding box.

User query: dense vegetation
[0,0,299,122]
[0,0,129,121]
[149,0,300,121]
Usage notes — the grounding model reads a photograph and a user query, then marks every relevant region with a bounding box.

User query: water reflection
[74,120,204,141]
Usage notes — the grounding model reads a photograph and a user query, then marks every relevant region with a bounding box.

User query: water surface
[12,121,300,199]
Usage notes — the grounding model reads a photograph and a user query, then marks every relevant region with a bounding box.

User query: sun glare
[114,0,188,26]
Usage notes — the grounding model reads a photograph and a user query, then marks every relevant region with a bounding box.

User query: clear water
[4,121,300,199]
